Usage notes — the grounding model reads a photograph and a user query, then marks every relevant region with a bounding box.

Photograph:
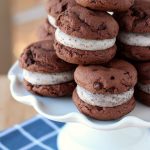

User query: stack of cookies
[52,0,137,120]
[73,60,137,120]
[115,0,150,107]
[54,5,119,64]
[19,0,77,97]
[19,40,76,97]
[19,0,150,121]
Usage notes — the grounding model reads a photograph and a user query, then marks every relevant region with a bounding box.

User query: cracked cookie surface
[56,5,119,40]
[46,0,76,18]
[74,59,137,94]
[75,0,134,12]
[19,40,76,73]
[114,0,150,33]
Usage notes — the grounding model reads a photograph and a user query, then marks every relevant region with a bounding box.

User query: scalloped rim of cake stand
[8,62,150,130]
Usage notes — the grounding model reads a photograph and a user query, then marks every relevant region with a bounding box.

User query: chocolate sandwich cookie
[37,19,55,41]
[54,5,119,65]
[75,0,134,12]
[19,40,76,97]
[115,0,150,61]
[46,0,76,27]
[136,62,150,106]
[73,59,137,120]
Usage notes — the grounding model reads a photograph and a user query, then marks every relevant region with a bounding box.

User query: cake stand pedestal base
[57,123,150,150]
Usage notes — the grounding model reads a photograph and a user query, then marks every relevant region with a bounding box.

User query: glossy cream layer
[138,83,150,94]
[76,85,134,107]
[48,15,57,28]
[119,32,150,47]
[23,69,74,85]
[55,28,116,51]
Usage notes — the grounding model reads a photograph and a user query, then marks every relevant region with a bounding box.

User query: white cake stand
[8,62,150,150]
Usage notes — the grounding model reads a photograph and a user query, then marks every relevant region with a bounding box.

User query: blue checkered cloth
[0,115,65,150]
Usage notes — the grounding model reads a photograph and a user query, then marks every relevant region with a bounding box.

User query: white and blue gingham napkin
[0,115,65,150]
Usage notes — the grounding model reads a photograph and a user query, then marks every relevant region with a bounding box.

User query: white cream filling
[48,15,57,28]
[23,69,74,85]
[119,32,150,47]
[138,83,150,94]
[55,28,116,51]
[107,12,113,15]
[76,85,134,107]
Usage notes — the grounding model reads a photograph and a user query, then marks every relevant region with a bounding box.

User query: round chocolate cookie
[135,62,150,106]
[37,19,55,41]
[75,0,134,12]
[54,5,119,65]
[115,0,150,61]
[46,0,76,27]
[115,0,150,33]
[19,40,76,97]
[73,59,137,120]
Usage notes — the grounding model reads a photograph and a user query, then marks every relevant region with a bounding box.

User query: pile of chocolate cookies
[19,0,150,121]
[114,0,150,107]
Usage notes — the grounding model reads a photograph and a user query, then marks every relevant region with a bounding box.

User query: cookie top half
[74,59,137,94]
[75,0,134,12]
[46,0,76,18]
[115,0,150,33]
[19,40,75,73]
[56,5,119,40]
